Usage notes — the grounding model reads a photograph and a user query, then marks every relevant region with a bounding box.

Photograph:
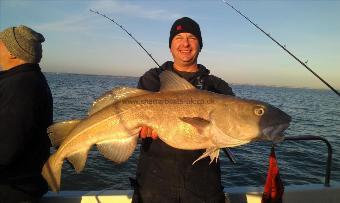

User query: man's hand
[139,126,158,140]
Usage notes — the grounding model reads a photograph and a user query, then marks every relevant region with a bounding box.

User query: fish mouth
[262,123,290,143]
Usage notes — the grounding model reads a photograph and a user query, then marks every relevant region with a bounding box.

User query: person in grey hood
[132,17,234,203]
[0,25,53,202]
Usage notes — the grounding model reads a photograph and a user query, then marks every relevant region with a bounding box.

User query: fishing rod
[89,9,161,68]
[222,0,340,97]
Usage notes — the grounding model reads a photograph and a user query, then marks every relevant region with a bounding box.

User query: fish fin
[88,87,151,115]
[159,71,195,92]
[97,134,138,163]
[180,117,211,135]
[66,150,89,173]
[47,120,81,147]
[42,153,62,192]
[192,147,220,165]
[209,149,220,164]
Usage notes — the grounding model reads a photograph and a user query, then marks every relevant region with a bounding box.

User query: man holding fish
[132,17,235,203]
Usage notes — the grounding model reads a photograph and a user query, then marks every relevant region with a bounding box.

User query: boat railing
[222,135,332,187]
[283,135,332,187]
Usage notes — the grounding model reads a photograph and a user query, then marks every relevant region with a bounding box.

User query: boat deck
[41,184,340,203]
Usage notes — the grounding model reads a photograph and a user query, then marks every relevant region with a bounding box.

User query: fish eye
[254,107,265,116]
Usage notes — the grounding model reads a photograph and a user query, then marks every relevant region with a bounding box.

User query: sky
[1,0,339,90]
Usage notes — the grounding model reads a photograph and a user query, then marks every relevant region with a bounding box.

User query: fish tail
[42,154,62,192]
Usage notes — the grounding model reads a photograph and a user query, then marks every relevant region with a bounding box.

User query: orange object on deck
[262,146,284,203]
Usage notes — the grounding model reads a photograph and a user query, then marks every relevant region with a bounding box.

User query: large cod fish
[42,71,291,192]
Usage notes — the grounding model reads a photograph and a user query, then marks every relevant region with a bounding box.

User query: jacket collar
[0,63,40,79]
[160,61,210,77]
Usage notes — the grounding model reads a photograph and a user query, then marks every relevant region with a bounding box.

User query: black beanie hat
[169,17,203,49]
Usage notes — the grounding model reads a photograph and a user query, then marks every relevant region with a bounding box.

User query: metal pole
[284,135,332,187]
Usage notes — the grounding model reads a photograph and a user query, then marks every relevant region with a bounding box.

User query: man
[0,25,53,202]
[133,17,234,203]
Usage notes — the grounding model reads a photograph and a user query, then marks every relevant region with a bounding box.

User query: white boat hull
[41,184,340,203]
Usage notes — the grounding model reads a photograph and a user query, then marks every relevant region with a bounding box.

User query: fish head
[211,97,291,146]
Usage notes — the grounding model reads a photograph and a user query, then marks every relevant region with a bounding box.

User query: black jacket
[0,63,53,198]
[134,61,234,202]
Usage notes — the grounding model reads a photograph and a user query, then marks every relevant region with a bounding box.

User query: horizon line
[43,71,337,92]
